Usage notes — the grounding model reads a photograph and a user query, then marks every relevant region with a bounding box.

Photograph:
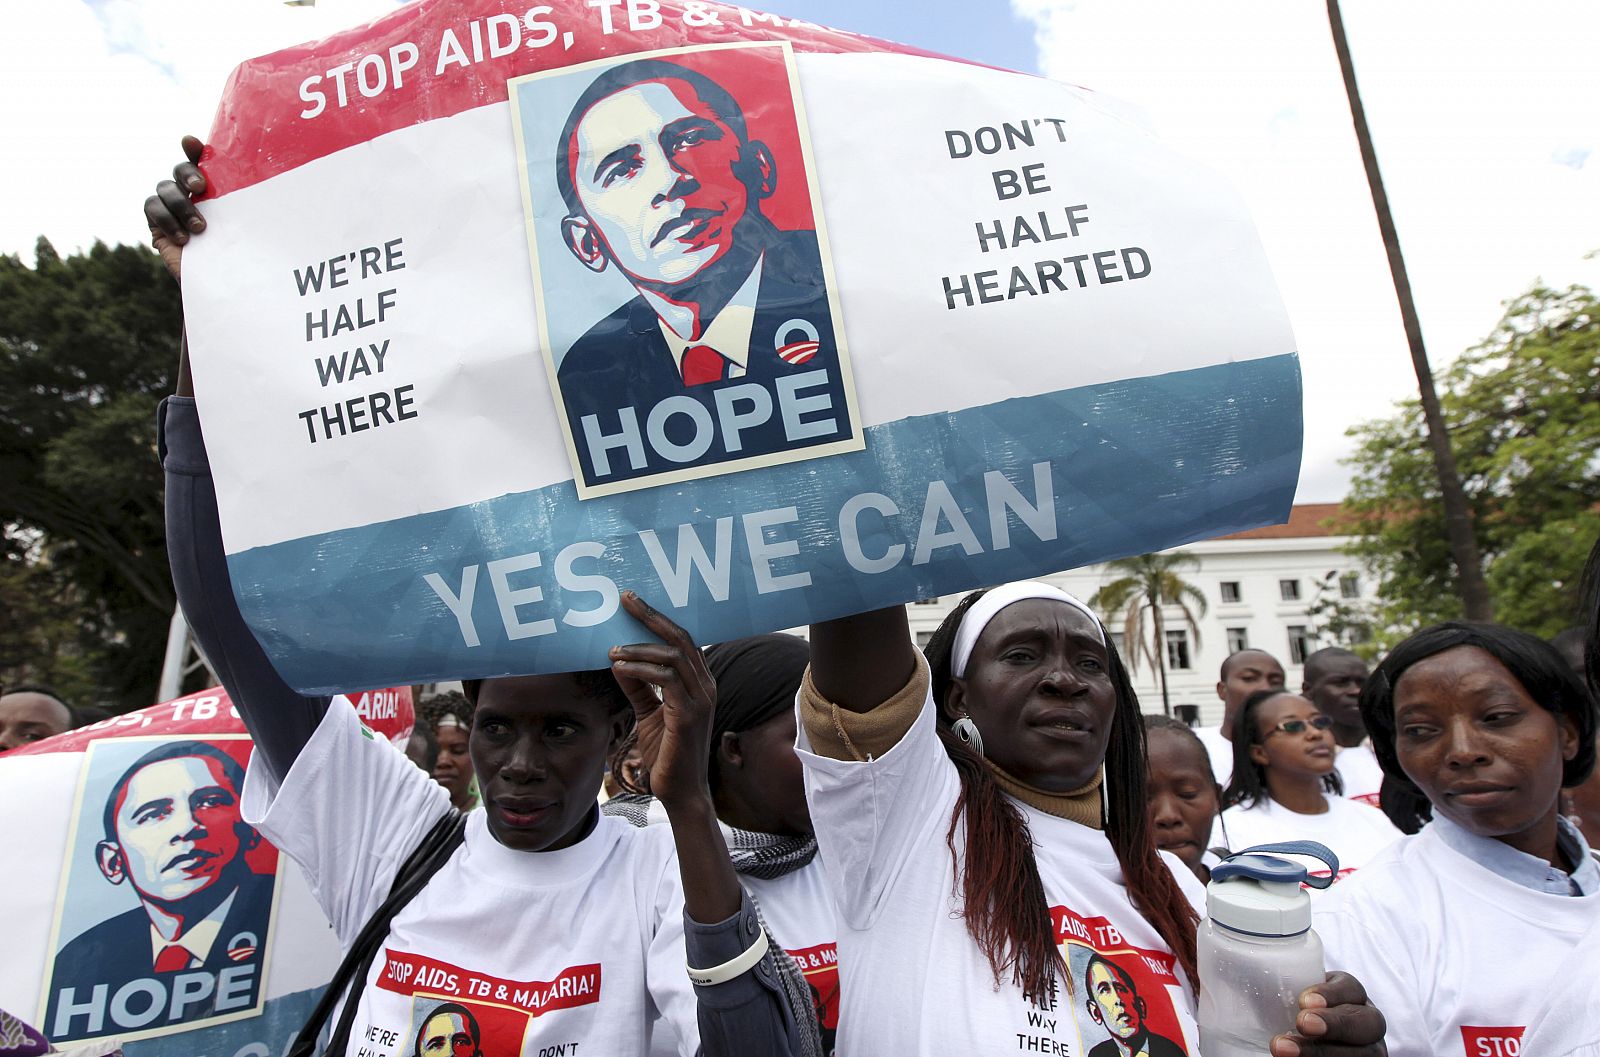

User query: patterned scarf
[602,794,824,1057]
[723,825,819,880]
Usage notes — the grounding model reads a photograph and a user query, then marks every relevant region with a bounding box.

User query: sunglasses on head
[1265,714,1335,737]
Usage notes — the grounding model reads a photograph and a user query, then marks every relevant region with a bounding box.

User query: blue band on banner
[228,354,1301,693]
[123,988,322,1057]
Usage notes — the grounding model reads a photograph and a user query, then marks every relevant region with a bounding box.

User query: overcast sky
[5,0,1596,503]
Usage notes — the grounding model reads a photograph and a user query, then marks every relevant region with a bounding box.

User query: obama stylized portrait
[513,43,861,496]
[43,739,276,1043]
[1081,953,1187,1057]
[412,1002,484,1057]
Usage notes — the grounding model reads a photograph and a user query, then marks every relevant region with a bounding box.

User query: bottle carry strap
[1213,840,1341,889]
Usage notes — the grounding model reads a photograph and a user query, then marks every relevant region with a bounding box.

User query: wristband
[686,925,769,987]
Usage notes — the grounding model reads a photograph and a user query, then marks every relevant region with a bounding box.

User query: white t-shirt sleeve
[796,682,958,931]
[1315,898,1431,1057]
[240,698,452,943]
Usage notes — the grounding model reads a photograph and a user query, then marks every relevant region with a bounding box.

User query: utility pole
[157,607,213,703]
[1325,0,1494,620]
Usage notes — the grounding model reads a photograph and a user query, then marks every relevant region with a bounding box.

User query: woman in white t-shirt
[700,635,840,1054]
[1218,689,1401,878]
[1313,621,1600,1057]
[147,150,810,1057]
[609,634,839,1054]
[1143,716,1225,884]
[797,584,1387,1056]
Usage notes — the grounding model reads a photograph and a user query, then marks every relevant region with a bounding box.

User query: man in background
[0,686,74,752]
[1193,650,1286,784]
[1303,647,1383,806]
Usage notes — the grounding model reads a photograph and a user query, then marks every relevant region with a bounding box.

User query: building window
[1279,578,1301,602]
[1165,629,1192,670]
[1109,630,1126,658]
[915,631,934,648]
[1226,627,1250,654]
[913,597,940,606]
[1287,625,1311,665]
[1219,581,1241,603]
[1339,574,1361,599]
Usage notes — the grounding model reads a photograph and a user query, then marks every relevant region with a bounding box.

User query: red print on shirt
[1052,907,1192,1056]
[378,950,603,1057]
[786,942,839,1054]
[378,949,601,1017]
[1461,1025,1524,1057]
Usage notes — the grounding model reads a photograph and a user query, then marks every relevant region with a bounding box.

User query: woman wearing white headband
[799,584,1388,1056]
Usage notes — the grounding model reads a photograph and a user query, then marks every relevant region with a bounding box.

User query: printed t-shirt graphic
[386,951,601,1057]
[40,736,280,1044]
[1460,1026,1524,1057]
[511,41,861,497]
[241,702,705,1057]
[796,665,1203,1055]
[1055,910,1189,1057]
[784,942,838,1051]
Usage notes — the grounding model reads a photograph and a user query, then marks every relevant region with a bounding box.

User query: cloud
[0,0,403,263]
[6,0,1595,506]
[1012,0,1600,501]
[1553,146,1591,170]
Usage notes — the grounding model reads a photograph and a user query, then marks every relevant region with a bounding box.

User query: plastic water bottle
[1197,841,1339,1057]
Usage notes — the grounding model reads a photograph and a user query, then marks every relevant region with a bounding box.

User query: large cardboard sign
[0,687,413,1055]
[184,0,1302,693]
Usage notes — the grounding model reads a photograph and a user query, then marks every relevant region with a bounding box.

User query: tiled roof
[1212,503,1355,541]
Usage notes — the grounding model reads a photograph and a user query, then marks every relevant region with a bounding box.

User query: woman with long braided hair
[798,584,1387,1056]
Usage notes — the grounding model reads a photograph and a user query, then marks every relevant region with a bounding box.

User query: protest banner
[182,0,1302,693]
[0,686,413,1054]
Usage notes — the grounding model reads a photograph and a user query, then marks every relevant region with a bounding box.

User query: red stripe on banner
[3,685,414,756]
[200,0,999,197]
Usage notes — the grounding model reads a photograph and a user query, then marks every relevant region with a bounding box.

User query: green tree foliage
[1303,569,1379,661]
[1343,283,1600,642]
[1091,551,1208,716]
[0,237,181,710]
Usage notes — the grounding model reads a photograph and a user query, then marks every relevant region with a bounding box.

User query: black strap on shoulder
[288,810,468,1057]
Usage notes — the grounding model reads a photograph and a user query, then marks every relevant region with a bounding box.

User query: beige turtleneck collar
[985,762,1105,828]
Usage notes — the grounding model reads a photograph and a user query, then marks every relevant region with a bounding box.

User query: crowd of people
[4,132,1597,1057]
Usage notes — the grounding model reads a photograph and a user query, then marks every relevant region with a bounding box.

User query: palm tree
[1091,552,1208,716]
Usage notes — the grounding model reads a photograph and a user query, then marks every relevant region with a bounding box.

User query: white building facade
[902,504,1372,726]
